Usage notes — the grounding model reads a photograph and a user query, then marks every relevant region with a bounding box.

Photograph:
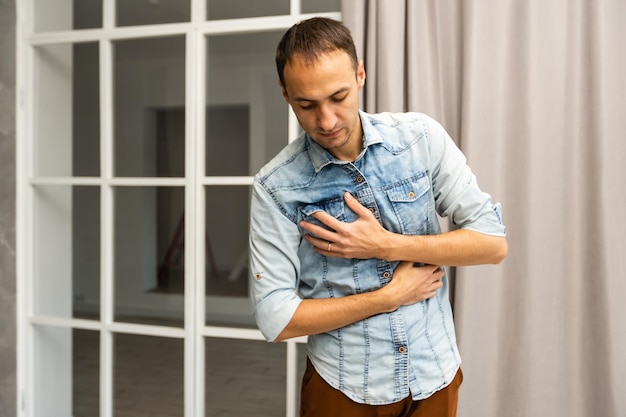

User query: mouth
[319,129,341,139]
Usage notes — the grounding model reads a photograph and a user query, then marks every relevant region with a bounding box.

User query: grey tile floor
[72,328,307,417]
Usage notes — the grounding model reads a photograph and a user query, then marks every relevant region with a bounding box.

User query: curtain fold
[342,1,626,416]
[342,0,463,140]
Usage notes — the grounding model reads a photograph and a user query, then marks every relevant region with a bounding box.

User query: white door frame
[16,1,340,416]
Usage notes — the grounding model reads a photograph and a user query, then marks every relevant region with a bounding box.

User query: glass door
[17,1,341,416]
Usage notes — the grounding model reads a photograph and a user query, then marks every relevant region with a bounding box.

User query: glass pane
[34,185,100,320]
[34,0,102,32]
[33,326,99,416]
[34,42,100,177]
[301,0,341,13]
[205,337,286,416]
[205,185,254,327]
[206,31,288,176]
[114,186,185,327]
[207,0,289,20]
[114,334,184,415]
[74,329,100,417]
[114,36,186,177]
[205,186,249,296]
[117,0,190,26]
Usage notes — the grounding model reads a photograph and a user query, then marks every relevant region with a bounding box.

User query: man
[249,17,507,417]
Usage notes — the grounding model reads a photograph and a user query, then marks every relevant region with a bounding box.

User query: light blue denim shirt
[249,111,506,405]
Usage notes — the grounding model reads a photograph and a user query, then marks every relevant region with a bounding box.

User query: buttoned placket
[341,161,410,400]
[340,162,395,284]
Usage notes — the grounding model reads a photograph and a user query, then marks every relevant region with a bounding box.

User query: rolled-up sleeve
[249,180,303,342]
[426,116,506,237]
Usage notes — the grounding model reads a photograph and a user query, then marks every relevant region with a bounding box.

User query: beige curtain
[343,0,463,139]
[342,1,626,416]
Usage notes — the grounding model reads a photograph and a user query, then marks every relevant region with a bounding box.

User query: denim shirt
[249,111,506,405]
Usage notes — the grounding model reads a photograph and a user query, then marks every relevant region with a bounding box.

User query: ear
[357,60,366,89]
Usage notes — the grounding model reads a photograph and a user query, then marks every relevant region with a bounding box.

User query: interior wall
[0,0,17,415]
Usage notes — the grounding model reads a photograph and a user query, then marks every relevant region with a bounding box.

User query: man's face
[280,50,366,161]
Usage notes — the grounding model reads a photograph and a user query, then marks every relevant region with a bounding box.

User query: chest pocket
[297,197,349,233]
[384,175,432,235]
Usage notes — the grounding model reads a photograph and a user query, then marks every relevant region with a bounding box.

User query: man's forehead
[281,50,358,98]
[286,49,352,69]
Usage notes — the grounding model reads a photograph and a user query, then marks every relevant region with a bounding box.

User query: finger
[412,263,442,274]
[300,219,337,241]
[309,210,344,232]
[432,266,444,278]
[395,261,414,272]
[343,192,376,218]
[303,234,331,250]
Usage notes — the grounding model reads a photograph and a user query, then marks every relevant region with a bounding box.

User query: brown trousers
[300,358,463,417]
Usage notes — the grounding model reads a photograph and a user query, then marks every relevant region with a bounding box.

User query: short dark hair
[276,17,359,88]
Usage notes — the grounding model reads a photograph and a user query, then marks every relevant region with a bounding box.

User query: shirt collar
[306,110,384,172]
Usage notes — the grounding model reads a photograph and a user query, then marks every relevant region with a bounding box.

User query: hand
[384,262,444,308]
[300,192,391,259]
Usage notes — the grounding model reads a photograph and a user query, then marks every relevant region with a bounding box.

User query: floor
[73,329,307,417]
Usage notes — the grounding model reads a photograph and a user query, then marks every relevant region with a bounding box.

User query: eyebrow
[293,87,350,103]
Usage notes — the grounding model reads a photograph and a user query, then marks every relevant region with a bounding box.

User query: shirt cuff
[253,289,302,342]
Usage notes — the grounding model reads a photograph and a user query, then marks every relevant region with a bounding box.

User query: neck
[333,116,364,162]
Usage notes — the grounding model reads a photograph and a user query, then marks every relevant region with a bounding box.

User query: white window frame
[15,1,341,416]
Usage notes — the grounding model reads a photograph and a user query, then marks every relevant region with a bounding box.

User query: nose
[317,104,337,131]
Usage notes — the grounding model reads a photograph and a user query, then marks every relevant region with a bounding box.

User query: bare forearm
[274,290,394,342]
[273,262,446,342]
[382,229,508,266]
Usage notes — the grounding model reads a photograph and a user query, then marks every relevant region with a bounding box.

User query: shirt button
[408,191,415,198]
[398,346,407,353]
[383,272,390,279]
[356,176,364,183]
[368,207,375,214]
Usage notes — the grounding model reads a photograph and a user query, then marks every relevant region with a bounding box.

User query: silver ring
[327,242,332,251]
